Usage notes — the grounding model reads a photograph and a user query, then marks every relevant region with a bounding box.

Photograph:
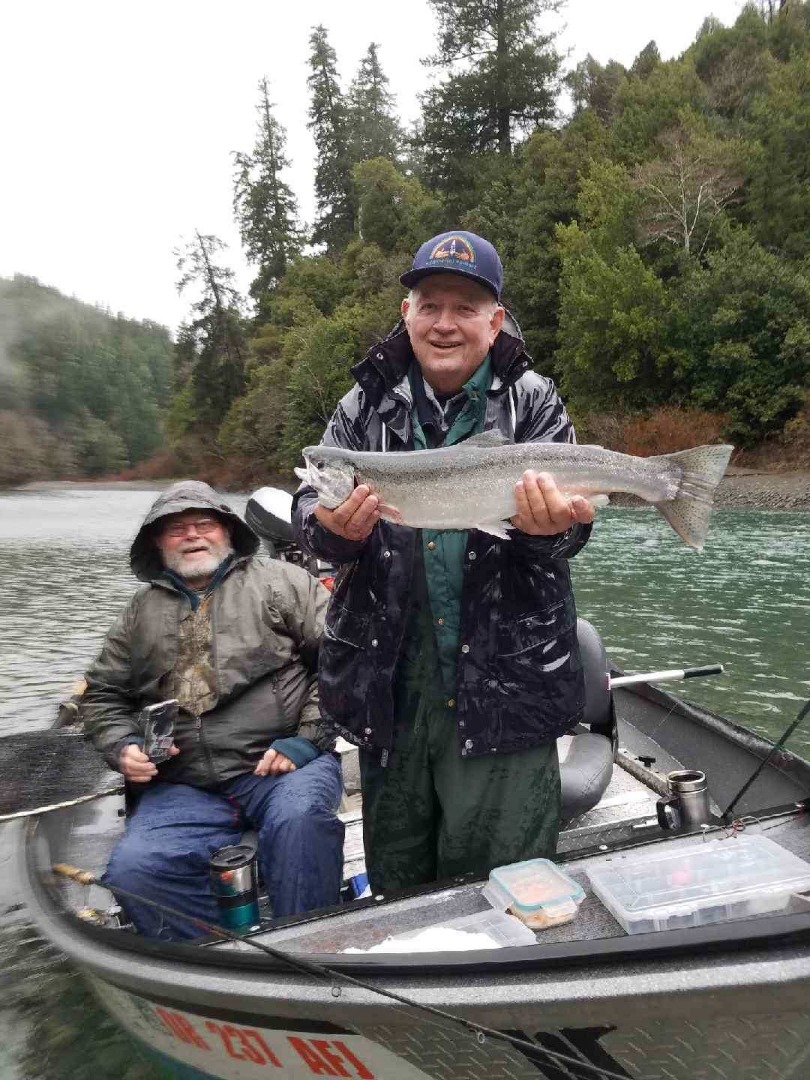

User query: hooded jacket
[83,481,333,788]
[292,320,591,760]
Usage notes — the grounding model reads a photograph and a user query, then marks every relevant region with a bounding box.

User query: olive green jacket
[83,557,332,789]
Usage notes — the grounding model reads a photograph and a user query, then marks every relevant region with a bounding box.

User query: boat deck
[30,686,810,962]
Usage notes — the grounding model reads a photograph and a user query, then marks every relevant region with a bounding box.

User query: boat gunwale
[20,682,810,980]
[23,811,810,980]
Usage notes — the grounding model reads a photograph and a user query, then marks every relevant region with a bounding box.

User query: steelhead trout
[295,433,734,551]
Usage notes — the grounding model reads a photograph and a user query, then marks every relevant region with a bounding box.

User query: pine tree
[307,25,356,252]
[347,43,404,163]
[421,0,563,167]
[233,79,302,310]
[175,232,246,431]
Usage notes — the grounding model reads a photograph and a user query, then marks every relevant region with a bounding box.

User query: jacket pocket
[497,597,575,659]
[325,602,370,649]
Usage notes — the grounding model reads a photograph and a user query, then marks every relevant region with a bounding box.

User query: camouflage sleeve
[82,595,144,769]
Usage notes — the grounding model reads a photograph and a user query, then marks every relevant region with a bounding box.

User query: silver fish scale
[351,444,681,530]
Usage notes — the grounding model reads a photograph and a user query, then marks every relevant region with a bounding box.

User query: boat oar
[610,664,724,689]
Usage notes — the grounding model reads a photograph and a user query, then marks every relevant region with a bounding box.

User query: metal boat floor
[235,809,810,957]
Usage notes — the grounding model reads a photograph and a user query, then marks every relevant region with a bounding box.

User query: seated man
[83,480,344,940]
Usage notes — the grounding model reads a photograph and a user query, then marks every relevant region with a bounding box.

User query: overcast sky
[0,0,747,333]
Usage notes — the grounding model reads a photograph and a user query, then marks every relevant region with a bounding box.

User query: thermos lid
[209,844,256,872]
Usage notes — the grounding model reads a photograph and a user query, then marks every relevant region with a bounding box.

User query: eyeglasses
[161,517,223,538]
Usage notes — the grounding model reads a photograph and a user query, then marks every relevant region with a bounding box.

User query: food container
[586,834,810,935]
[482,858,585,929]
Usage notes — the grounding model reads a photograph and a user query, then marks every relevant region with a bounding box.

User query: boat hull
[19,683,810,1079]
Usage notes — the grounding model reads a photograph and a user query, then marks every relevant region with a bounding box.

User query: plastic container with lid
[482,858,585,929]
[586,834,810,935]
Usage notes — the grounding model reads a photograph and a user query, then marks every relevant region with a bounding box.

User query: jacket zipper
[198,590,221,787]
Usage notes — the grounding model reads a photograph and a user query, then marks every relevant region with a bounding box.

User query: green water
[572,506,809,755]
[0,486,807,1078]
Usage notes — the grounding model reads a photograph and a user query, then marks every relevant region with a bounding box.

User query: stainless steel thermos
[656,769,711,832]
[209,844,261,932]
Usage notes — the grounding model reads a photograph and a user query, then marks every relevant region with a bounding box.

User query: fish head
[294,446,357,509]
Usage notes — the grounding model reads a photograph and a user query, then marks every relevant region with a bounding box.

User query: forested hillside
[168,0,810,484]
[5,1,810,488]
[0,275,173,484]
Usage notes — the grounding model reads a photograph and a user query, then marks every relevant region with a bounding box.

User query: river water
[0,484,808,1079]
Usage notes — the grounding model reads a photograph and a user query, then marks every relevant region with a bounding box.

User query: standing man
[83,481,344,939]
[293,230,594,895]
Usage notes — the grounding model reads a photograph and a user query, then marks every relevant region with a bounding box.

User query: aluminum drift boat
[17,664,810,1080]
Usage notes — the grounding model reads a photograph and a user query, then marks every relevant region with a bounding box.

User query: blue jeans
[103,753,344,940]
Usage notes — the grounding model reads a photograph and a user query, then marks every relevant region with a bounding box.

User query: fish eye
[316,460,325,470]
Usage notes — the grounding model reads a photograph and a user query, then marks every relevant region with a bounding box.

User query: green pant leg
[431,705,562,881]
[359,703,439,894]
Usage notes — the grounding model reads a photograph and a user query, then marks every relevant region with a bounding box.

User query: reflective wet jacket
[292,321,592,760]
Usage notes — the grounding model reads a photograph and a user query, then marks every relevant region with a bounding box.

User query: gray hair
[404,285,501,317]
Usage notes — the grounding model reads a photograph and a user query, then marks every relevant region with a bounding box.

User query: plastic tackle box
[586,834,810,935]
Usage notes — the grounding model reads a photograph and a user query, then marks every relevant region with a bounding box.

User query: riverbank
[15,467,810,510]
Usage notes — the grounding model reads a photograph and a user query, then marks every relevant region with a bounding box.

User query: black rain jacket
[292,320,592,760]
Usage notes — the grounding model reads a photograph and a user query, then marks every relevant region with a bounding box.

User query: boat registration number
[90,978,434,1079]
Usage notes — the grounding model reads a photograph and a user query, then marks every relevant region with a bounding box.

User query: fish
[295,432,734,551]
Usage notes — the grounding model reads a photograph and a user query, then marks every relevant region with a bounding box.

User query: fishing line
[722,699,810,820]
[52,869,631,1080]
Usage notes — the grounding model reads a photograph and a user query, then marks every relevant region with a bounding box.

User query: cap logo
[428,235,476,266]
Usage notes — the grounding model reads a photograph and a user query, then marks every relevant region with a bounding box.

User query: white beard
[163,538,234,582]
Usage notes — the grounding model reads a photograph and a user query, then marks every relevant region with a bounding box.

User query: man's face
[402,276,505,395]
[155,510,233,582]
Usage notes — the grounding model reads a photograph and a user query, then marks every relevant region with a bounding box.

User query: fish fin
[293,467,309,483]
[378,503,404,525]
[462,430,511,449]
[474,520,513,540]
[652,444,734,550]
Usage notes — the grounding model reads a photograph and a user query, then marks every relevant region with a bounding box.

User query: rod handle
[683,664,724,679]
[610,664,725,688]
[52,863,97,886]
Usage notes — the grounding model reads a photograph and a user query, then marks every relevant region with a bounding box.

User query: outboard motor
[245,486,331,581]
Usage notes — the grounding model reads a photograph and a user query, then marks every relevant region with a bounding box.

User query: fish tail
[652,444,734,551]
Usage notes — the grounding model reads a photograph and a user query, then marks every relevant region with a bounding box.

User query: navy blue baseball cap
[400,230,503,300]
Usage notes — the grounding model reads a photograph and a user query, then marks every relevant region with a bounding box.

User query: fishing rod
[722,698,810,820]
[610,664,724,689]
[52,864,631,1080]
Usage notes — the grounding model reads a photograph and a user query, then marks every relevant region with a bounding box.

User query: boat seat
[559,619,616,822]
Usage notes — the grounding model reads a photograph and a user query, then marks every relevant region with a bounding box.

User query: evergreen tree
[420,0,563,205]
[307,25,356,251]
[233,79,302,310]
[175,232,247,432]
[347,43,404,163]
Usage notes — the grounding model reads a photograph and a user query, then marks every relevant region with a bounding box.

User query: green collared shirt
[404,355,492,696]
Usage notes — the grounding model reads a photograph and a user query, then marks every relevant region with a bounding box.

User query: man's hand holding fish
[511,470,596,535]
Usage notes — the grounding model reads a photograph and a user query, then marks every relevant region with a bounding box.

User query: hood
[351,308,528,410]
[130,480,259,582]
